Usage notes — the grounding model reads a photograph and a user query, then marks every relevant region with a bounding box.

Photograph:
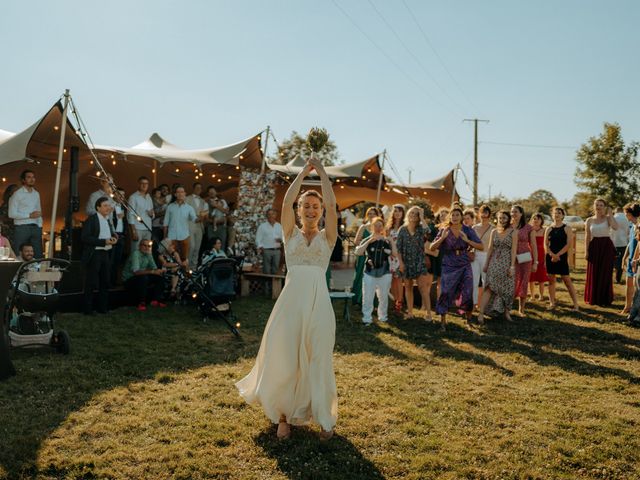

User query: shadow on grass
[388,304,640,384]
[389,318,515,376]
[0,299,258,478]
[255,426,384,480]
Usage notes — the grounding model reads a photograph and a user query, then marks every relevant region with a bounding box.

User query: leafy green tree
[269,131,341,166]
[525,189,558,215]
[575,122,639,208]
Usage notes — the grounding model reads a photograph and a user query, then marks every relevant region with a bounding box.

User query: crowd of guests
[350,199,640,330]
[2,169,638,328]
[0,171,238,315]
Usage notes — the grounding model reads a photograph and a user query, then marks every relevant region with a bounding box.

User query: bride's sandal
[319,429,334,441]
[277,420,291,440]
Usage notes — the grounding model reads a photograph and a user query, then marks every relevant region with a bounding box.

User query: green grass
[1,260,640,479]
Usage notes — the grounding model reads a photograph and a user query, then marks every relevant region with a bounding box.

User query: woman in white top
[236,156,338,441]
[584,198,618,306]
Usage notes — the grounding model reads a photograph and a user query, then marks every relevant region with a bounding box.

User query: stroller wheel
[54,330,71,355]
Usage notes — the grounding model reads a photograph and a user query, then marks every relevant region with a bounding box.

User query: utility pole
[407,167,414,184]
[463,118,489,206]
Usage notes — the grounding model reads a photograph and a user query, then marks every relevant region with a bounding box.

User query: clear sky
[1,0,638,203]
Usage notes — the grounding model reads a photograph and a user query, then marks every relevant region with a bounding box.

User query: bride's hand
[309,156,323,172]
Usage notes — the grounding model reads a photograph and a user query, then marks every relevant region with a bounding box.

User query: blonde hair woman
[395,206,432,319]
[236,156,338,441]
[351,206,383,306]
[584,198,618,306]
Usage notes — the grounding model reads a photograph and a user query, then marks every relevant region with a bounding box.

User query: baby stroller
[179,256,241,337]
[4,258,71,354]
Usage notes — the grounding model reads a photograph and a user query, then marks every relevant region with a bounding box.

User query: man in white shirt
[164,186,196,263]
[612,206,630,284]
[127,176,154,253]
[85,175,115,216]
[256,209,283,275]
[185,183,207,267]
[8,170,43,259]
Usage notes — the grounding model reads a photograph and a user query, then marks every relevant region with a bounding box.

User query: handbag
[516,251,532,264]
[389,256,400,273]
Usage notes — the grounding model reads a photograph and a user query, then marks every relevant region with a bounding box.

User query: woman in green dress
[352,206,383,306]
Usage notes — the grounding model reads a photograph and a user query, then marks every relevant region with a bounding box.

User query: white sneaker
[362,319,373,325]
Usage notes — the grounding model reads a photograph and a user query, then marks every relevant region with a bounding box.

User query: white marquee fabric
[93,132,257,167]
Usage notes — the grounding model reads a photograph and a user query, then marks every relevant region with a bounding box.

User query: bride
[235,155,338,441]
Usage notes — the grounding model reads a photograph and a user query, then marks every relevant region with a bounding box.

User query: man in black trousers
[82,197,117,315]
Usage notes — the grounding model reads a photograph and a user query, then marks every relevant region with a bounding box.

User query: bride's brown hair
[298,190,323,204]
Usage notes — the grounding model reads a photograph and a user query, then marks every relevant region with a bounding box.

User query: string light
[112,160,116,166]
[175,168,180,173]
[192,293,197,299]
[362,175,366,180]
[90,160,94,165]
[236,322,241,328]
[217,178,222,183]
[54,126,59,131]
[336,179,340,183]
[63,148,67,153]
[353,179,358,184]
[96,171,101,176]
[53,161,57,165]
[227,175,232,180]
[211,174,216,178]
[152,168,156,173]
[1,177,6,182]
[110,154,115,159]
[235,166,240,170]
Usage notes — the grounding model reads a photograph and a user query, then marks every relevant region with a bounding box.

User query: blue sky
[1,0,638,202]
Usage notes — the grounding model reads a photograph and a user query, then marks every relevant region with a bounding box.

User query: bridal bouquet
[306,127,329,154]
[306,127,329,171]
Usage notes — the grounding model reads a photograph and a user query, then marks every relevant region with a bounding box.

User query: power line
[401,0,480,114]
[330,0,459,119]
[480,140,577,150]
[366,0,466,116]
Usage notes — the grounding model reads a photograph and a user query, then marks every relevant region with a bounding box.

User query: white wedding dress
[235,227,338,431]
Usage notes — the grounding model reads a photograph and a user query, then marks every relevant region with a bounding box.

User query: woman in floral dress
[478,210,518,324]
[396,206,431,319]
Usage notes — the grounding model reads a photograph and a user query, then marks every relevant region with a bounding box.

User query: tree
[525,189,558,215]
[575,122,639,208]
[568,191,596,218]
[268,131,341,166]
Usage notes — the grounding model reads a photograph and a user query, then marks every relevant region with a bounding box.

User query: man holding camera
[205,186,229,252]
[82,197,118,315]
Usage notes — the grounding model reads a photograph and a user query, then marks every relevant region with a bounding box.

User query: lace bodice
[285,228,334,269]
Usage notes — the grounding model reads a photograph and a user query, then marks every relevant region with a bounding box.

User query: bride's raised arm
[281,161,313,240]
[310,156,337,246]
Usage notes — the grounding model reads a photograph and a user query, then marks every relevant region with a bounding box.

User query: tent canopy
[0,101,264,230]
[389,169,459,209]
[93,132,263,169]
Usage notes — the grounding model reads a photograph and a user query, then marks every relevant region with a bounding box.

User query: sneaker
[137,303,147,311]
[362,319,373,326]
[150,300,167,308]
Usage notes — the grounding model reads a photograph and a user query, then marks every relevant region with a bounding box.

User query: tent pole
[48,89,70,258]
[375,150,386,208]
[260,125,270,175]
[450,163,459,206]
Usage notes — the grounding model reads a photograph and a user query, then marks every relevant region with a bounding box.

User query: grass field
[1,252,640,479]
